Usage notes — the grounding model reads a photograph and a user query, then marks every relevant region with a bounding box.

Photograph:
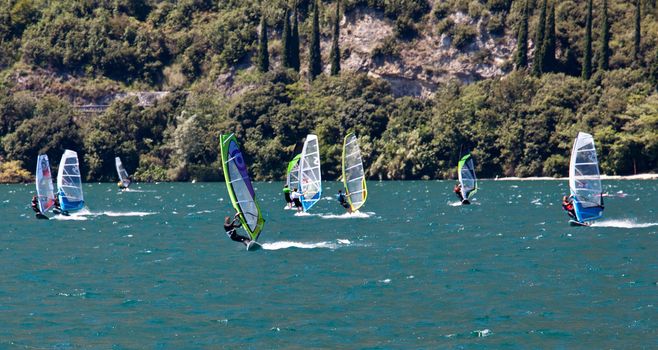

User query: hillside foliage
[0,0,657,181]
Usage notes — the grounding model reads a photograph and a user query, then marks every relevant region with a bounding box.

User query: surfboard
[246,240,262,251]
[220,134,265,250]
[569,220,590,227]
[35,213,49,220]
[461,199,471,205]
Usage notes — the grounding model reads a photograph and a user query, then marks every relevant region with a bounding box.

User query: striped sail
[57,150,84,212]
[458,154,477,200]
[299,135,322,212]
[36,154,56,213]
[286,154,301,190]
[115,157,131,188]
[220,134,264,241]
[342,132,367,211]
[569,132,604,223]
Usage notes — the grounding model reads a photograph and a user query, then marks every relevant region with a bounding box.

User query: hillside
[1,0,658,182]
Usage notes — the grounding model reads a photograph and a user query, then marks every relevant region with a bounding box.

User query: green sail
[458,154,477,200]
[220,134,265,241]
[286,154,301,190]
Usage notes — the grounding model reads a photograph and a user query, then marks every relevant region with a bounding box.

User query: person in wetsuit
[454,182,464,202]
[337,190,352,213]
[224,213,251,245]
[562,195,576,219]
[283,185,292,208]
[31,195,41,215]
[290,188,303,212]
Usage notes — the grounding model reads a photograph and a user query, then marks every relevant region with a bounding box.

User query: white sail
[458,154,477,200]
[286,154,301,190]
[569,132,604,222]
[57,150,84,212]
[36,154,56,213]
[299,135,322,212]
[342,133,367,211]
[115,157,131,188]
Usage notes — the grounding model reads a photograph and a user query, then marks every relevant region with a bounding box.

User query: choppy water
[1,181,656,348]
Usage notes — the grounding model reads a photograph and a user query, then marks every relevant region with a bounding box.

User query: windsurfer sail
[568,132,604,224]
[57,150,85,213]
[220,134,265,244]
[458,154,477,204]
[115,157,131,189]
[341,132,367,212]
[286,154,301,190]
[299,134,322,212]
[36,154,56,214]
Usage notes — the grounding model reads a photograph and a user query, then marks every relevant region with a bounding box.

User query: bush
[0,159,32,183]
[452,24,477,49]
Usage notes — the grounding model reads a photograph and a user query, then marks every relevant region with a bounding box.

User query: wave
[51,213,88,221]
[590,219,658,228]
[262,239,352,251]
[95,211,156,217]
[448,201,462,207]
[319,211,373,219]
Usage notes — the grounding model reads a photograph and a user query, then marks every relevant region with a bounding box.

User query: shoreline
[492,174,658,181]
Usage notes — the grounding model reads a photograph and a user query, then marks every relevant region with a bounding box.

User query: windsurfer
[224,213,251,246]
[562,195,576,219]
[283,185,293,208]
[454,182,464,201]
[290,188,303,212]
[337,190,352,213]
[31,195,41,215]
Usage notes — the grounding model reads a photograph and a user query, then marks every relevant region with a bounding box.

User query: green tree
[291,4,300,72]
[633,0,641,63]
[650,47,658,90]
[540,2,556,73]
[532,0,547,76]
[330,0,341,76]
[598,0,610,71]
[515,0,529,69]
[582,0,593,80]
[257,12,269,73]
[309,0,322,81]
[282,7,292,68]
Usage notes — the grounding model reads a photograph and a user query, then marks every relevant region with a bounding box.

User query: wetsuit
[283,187,292,204]
[224,219,250,245]
[338,193,350,209]
[454,185,464,201]
[562,200,576,219]
[31,197,40,214]
[291,191,303,209]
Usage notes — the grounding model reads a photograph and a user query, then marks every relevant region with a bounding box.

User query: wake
[319,211,373,219]
[262,239,352,250]
[590,219,658,228]
[51,209,156,220]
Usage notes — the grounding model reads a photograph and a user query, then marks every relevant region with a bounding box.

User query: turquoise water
[1,180,657,348]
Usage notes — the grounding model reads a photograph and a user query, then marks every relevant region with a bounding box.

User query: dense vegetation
[0,0,657,182]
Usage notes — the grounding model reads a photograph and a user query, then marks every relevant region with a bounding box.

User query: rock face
[333,8,516,98]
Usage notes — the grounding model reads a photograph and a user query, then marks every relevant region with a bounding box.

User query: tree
[282,8,292,69]
[582,0,593,80]
[532,0,547,76]
[650,47,658,90]
[540,2,556,73]
[515,0,529,69]
[330,0,341,76]
[598,0,610,71]
[291,3,300,72]
[634,0,641,64]
[308,0,322,80]
[258,12,269,73]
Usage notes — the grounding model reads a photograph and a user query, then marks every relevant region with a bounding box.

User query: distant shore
[492,174,658,181]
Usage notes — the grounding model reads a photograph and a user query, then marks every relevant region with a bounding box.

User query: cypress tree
[309,0,322,81]
[598,0,610,71]
[540,2,556,73]
[515,0,529,69]
[291,3,300,72]
[651,47,658,90]
[582,0,593,80]
[634,0,641,63]
[330,0,341,76]
[258,12,269,73]
[282,8,292,68]
[532,0,547,76]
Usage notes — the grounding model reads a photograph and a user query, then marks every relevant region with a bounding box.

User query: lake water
[1,180,657,348]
